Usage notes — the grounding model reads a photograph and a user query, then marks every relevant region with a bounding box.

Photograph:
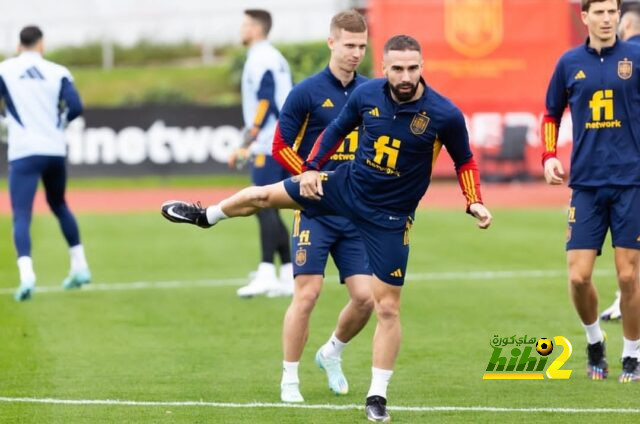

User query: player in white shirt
[0,26,91,301]
[229,10,294,298]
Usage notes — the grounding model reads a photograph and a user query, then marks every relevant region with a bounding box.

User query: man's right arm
[272,86,310,175]
[541,58,568,184]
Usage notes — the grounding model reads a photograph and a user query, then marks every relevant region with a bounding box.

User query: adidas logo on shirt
[322,98,334,108]
[574,70,586,80]
[369,107,380,117]
[19,66,45,80]
[390,268,403,278]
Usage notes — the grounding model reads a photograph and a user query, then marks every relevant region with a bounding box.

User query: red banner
[368,0,575,178]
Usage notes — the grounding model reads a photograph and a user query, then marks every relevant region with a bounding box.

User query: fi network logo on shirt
[586,90,621,129]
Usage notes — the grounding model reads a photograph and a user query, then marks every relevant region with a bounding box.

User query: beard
[389,81,419,102]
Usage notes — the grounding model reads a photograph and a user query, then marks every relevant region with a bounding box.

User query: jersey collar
[18,51,42,59]
[322,65,360,90]
[583,36,619,56]
[247,39,270,54]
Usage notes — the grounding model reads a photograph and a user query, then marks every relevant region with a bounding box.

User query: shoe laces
[622,357,639,374]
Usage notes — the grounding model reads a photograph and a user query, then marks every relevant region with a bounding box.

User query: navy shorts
[251,154,289,186]
[284,165,413,286]
[291,211,370,283]
[566,187,640,253]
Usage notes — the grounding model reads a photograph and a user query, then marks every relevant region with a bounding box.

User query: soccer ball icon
[536,338,554,356]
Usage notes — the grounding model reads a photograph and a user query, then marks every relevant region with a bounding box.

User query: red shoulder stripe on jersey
[456,158,483,208]
[272,123,304,175]
[541,114,559,166]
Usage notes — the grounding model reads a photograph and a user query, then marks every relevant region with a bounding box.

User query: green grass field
[0,208,636,423]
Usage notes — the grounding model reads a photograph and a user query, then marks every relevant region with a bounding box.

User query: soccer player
[0,26,90,301]
[542,0,640,382]
[600,2,640,322]
[271,10,372,403]
[230,9,294,298]
[162,35,491,421]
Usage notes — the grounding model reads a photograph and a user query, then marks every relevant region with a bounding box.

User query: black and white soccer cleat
[586,340,608,380]
[161,200,212,228]
[365,395,390,422]
[619,357,640,383]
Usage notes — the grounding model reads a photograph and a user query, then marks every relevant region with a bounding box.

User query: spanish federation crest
[618,58,633,80]
[444,0,503,58]
[295,249,307,266]
[410,112,430,135]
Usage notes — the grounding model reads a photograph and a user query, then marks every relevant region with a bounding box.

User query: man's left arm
[305,91,363,171]
[230,68,278,168]
[59,75,83,122]
[247,70,277,144]
[298,90,363,200]
[441,109,491,228]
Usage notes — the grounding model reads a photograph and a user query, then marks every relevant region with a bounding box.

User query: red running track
[0,182,571,215]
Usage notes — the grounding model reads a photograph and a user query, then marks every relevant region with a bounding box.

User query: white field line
[0,268,616,296]
[0,396,638,414]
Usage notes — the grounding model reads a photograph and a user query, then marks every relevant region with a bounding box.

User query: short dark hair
[581,0,621,12]
[20,26,43,47]
[330,9,367,34]
[383,35,421,54]
[244,9,272,36]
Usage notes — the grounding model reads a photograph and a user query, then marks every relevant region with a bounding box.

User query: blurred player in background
[162,34,491,421]
[271,10,373,403]
[542,0,640,382]
[0,26,90,301]
[230,9,294,298]
[600,1,640,322]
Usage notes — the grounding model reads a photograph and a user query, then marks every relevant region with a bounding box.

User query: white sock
[205,204,228,225]
[69,244,89,272]
[367,367,393,399]
[17,256,36,286]
[279,262,293,282]
[583,319,604,344]
[281,361,299,385]
[321,332,348,359]
[256,262,277,279]
[622,337,640,359]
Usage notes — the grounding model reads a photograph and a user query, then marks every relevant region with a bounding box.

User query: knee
[351,292,375,314]
[568,271,592,289]
[246,186,270,208]
[12,211,32,226]
[375,298,400,322]
[617,270,639,293]
[48,201,68,217]
[293,286,320,313]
